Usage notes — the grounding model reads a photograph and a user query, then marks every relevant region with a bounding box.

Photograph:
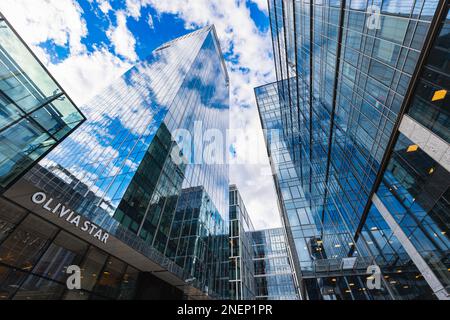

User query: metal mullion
[173,206,188,272]
[320,0,347,225]
[0,90,64,134]
[273,0,289,125]
[0,92,63,144]
[307,0,314,208]
[280,0,296,159]
[268,0,283,88]
[293,2,303,181]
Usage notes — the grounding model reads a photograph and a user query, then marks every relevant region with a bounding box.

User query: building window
[0,197,27,242]
[0,214,57,271]
[31,231,88,282]
[77,246,108,292]
[93,256,126,299]
[12,274,66,300]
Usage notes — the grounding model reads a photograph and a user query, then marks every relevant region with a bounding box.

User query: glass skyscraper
[0,13,85,193]
[1,25,230,299]
[256,0,449,300]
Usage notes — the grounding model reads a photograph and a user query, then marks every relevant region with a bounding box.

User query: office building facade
[228,185,300,300]
[0,25,230,299]
[0,13,85,194]
[229,184,256,299]
[258,0,449,299]
[252,228,301,300]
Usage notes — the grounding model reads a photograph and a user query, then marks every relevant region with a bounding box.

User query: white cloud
[97,0,112,14]
[229,104,281,229]
[48,48,131,105]
[0,0,88,54]
[0,1,131,105]
[106,10,138,62]
[125,0,142,19]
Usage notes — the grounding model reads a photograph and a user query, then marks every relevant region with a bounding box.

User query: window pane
[0,20,60,112]
[93,256,126,299]
[117,265,139,300]
[0,214,57,270]
[13,274,65,300]
[79,247,107,292]
[0,197,27,242]
[0,265,27,299]
[0,118,56,187]
[0,93,23,128]
[379,16,408,44]
[32,231,88,282]
[31,96,84,140]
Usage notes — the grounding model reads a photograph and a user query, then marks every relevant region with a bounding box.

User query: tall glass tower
[1,25,229,299]
[257,0,449,300]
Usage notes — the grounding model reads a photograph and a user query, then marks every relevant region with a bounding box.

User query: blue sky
[0,0,281,229]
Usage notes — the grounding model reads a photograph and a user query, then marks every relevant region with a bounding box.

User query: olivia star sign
[31,192,110,244]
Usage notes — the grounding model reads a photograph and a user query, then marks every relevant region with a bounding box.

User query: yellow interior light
[407,144,419,152]
[432,89,447,101]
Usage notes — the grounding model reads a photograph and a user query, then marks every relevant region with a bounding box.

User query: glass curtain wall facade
[257,79,437,299]
[0,13,85,193]
[374,1,450,299]
[229,184,256,300]
[2,25,230,299]
[170,186,229,299]
[260,0,449,299]
[252,228,300,300]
